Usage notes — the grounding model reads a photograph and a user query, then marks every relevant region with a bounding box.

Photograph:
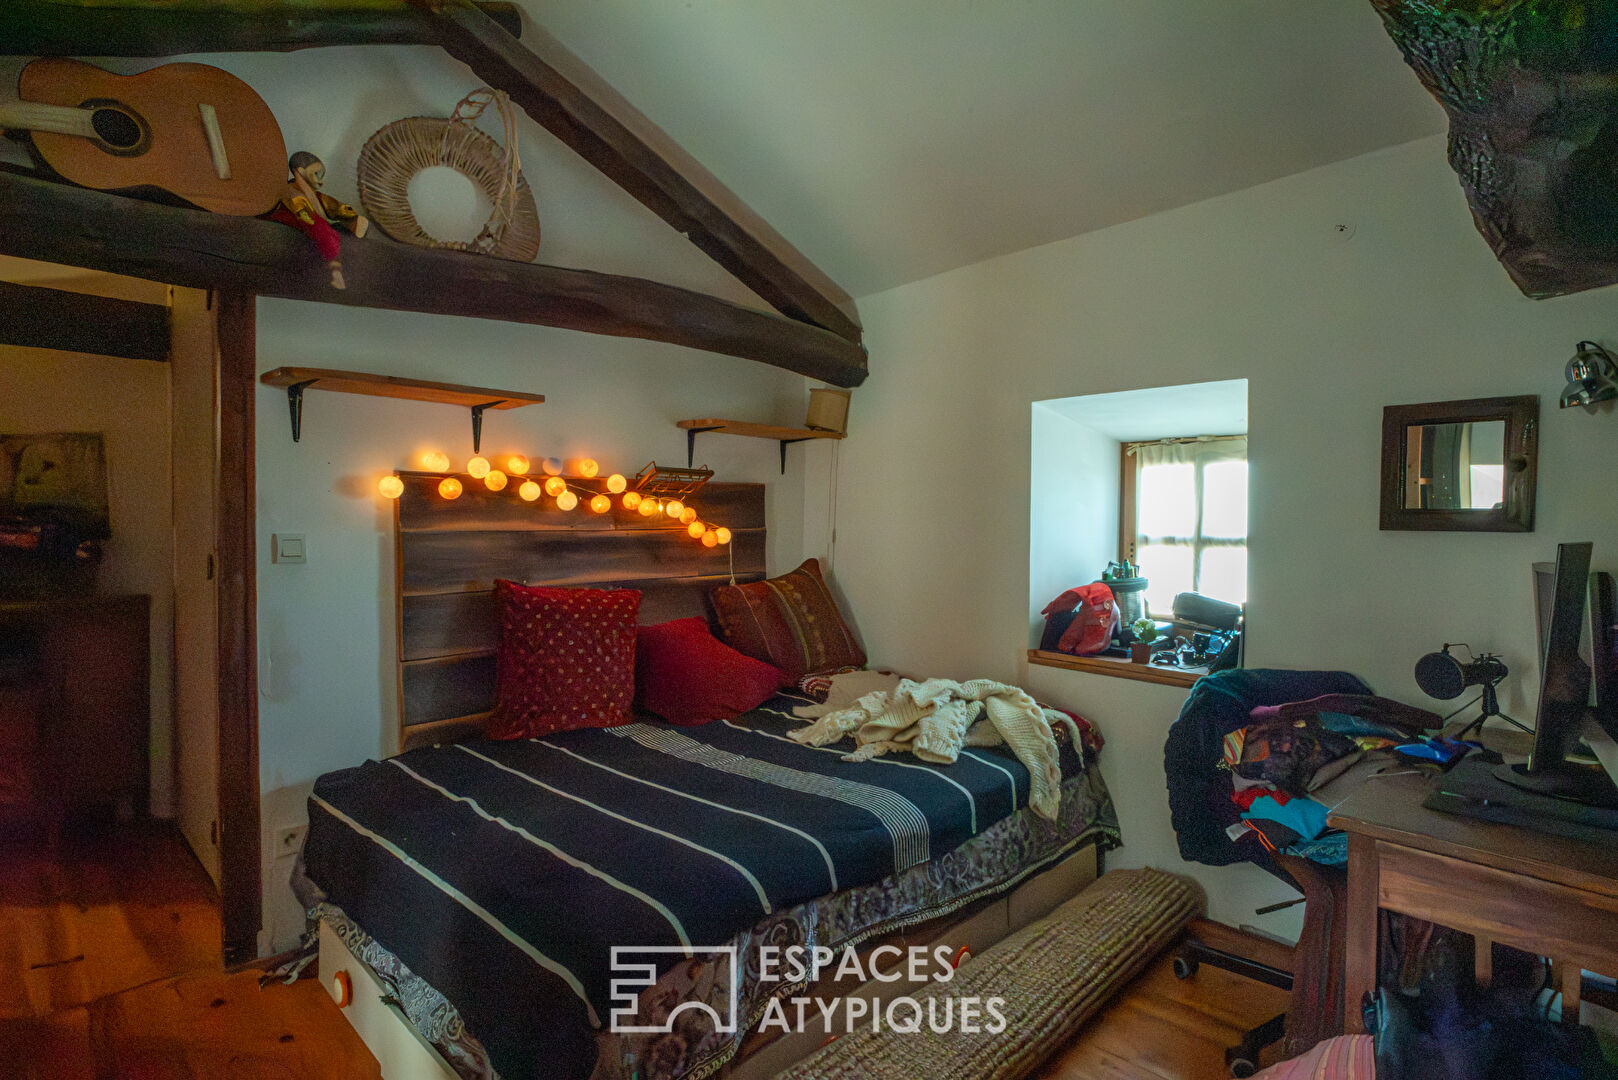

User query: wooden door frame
[215,291,260,965]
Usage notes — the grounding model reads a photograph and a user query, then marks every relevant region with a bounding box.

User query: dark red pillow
[487,582,641,740]
[635,617,785,726]
[711,558,865,681]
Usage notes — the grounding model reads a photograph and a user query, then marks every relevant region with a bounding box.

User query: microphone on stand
[1413,644,1527,737]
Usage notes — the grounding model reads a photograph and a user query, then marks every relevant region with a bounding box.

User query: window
[1121,436,1247,616]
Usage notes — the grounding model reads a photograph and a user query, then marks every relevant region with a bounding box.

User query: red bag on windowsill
[1040,583,1119,657]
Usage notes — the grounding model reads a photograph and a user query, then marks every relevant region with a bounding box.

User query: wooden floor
[0,820,379,1080]
[0,822,1289,1080]
[1033,954,1291,1080]
[0,820,220,1021]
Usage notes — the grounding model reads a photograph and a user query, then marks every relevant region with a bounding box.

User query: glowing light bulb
[519,480,541,502]
[701,530,718,548]
[438,476,463,500]
[679,507,698,525]
[622,491,642,510]
[541,457,563,476]
[506,455,530,476]
[687,520,705,538]
[484,470,507,491]
[715,527,732,545]
[556,490,579,511]
[544,476,567,497]
[467,456,490,479]
[589,494,611,514]
[577,458,599,478]
[422,451,451,472]
[638,499,658,517]
[378,475,404,499]
[606,473,627,494]
[665,499,685,519]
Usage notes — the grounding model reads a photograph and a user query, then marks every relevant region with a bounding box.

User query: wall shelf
[260,367,544,448]
[676,418,844,473]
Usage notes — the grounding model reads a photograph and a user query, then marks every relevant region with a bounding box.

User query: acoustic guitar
[0,58,287,216]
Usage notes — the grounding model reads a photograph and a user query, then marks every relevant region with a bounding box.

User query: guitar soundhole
[92,110,140,149]
[80,99,149,156]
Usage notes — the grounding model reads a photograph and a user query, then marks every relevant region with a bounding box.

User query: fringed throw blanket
[786,678,1082,820]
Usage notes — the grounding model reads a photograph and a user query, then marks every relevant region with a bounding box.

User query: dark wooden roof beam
[0,1,523,56]
[0,279,169,362]
[1,0,867,374]
[418,1,865,350]
[0,170,868,386]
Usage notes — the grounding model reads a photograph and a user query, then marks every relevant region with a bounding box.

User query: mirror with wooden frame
[1379,396,1538,532]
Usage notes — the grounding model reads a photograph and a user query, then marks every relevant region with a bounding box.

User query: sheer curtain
[1131,436,1248,616]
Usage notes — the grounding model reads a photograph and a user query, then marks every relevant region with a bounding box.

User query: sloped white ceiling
[524,0,1446,299]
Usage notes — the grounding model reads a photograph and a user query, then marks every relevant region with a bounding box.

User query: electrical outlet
[274,824,307,859]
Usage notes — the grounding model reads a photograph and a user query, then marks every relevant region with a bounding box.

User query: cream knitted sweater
[785,678,1081,820]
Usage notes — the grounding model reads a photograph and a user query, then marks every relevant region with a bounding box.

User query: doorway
[0,259,260,1023]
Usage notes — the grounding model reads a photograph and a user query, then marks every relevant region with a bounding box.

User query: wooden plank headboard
[393,472,766,750]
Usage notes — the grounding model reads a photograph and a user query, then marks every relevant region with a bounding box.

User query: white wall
[826,134,1618,932]
[254,300,811,949]
[1029,405,1119,643]
[0,346,175,818]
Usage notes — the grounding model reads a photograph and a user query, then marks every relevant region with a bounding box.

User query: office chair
[1163,668,1368,1076]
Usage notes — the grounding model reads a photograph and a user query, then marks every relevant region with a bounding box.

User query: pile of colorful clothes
[1220,693,1438,864]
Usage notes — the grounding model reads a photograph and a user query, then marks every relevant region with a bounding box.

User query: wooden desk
[1328,771,1618,1032]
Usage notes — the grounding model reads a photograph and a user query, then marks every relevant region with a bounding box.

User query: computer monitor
[1494,541,1618,808]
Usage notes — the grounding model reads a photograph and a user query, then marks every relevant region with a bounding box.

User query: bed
[297,473,1119,1080]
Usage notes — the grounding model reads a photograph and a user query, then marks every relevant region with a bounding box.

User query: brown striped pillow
[711,558,865,681]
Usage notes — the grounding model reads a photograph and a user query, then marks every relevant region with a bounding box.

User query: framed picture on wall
[0,432,111,538]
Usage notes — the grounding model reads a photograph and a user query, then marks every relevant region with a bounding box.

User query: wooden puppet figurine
[266,152,368,290]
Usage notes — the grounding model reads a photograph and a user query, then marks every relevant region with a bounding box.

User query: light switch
[272,533,306,564]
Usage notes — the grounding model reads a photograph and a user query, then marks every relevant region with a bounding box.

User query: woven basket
[357,92,541,262]
[775,868,1202,1080]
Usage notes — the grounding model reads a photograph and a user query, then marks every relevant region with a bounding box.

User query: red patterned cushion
[711,558,865,681]
[635,618,785,726]
[487,582,641,740]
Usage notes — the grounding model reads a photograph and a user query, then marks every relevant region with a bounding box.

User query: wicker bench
[774,867,1202,1080]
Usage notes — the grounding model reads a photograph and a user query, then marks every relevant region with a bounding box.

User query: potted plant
[1130,618,1158,664]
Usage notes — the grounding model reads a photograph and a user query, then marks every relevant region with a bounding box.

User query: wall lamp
[1560,340,1618,409]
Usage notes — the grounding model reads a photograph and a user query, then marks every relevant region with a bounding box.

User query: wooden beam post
[0,0,523,55]
[416,0,866,349]
[0,279,169,361]
[215,290,261,967]
[0,171,868,386]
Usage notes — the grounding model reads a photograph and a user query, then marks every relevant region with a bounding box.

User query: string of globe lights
[376,452,733,548]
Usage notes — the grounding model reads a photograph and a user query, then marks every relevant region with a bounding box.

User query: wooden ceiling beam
[415,1,866,350]
[1,2,867,372]
[0,1,523,55]
[0,279,169,362]
[0,171,868,387]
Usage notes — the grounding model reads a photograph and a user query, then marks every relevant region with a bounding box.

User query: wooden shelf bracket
[469,400,508,454]
[283,377,316,442]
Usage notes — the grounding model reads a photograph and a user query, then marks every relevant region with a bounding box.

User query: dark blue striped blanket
[303,697,1090,1080]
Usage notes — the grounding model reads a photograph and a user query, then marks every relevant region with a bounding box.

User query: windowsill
[1026,649,1206,688]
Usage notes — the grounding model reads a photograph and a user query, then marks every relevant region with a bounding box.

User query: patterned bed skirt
[313,764,1119,1080]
